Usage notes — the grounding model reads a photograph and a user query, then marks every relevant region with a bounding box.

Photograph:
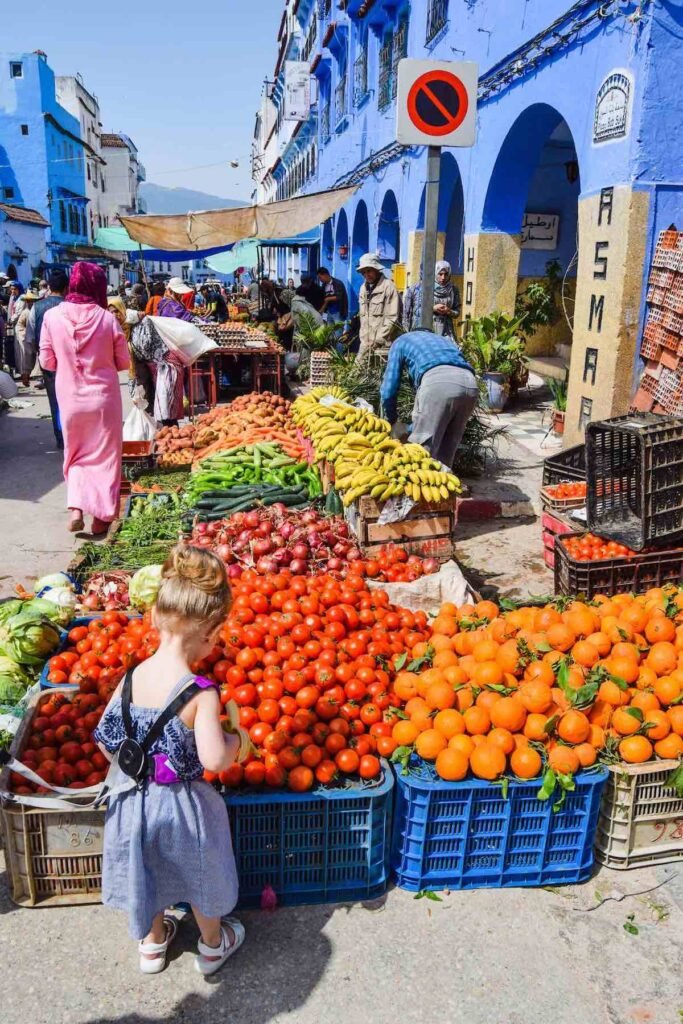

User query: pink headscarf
[65,261,108,309]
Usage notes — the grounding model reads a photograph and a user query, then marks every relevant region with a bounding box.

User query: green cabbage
[0,656,32,704]
[0,609,62,666]
[0,600,23,625]
[27,591,76,627]
[129,564,163,611]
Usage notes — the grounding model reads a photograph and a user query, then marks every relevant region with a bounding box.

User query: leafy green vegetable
[128,564,163,611]
[0,656,32,703]
[0,609,61,666]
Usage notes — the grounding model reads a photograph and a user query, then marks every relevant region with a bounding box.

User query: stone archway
[334,208,349,285]
[350,200,369,312]
[410,152,464,291]
[377,190,400,270]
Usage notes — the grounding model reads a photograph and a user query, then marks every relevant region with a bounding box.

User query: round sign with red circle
[407,70,469,138]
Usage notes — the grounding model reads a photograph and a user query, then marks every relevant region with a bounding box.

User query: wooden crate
[347,495,457,562]
[0,688,104,907]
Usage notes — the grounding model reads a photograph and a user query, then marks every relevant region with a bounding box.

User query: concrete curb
[457,497,537,520]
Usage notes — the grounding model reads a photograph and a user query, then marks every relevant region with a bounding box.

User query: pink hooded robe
[39,302,130,521]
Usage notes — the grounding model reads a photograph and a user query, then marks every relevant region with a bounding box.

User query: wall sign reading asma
[396,60,477,148]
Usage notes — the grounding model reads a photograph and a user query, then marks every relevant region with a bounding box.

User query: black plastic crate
[586,413,683,550]
[542,444,586,487]
[554,534,683,597]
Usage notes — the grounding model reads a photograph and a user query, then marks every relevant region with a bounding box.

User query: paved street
[0,393,681,1024]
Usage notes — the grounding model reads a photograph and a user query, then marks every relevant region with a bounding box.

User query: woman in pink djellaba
[40,262,130,535]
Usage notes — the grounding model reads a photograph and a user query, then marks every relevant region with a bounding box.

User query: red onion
[195,522,209,535]
[256,556,278,574]
[271,503,287,515]
[327,557,343,571]
[195,536,214,547]
[256,520,273,537]
[82,593,101,610]
[279,521,295,540]
[237,529,252,545]
[333,541,350,557]
[346,547,362,561]
[252,538,273,557]
[273,548,292,565]
[291,543,310,561]
[422,558,440,575]
[289,558,308,574]
[227,564,243,579]
[301,510,319,525]
[215,544,234,563]
[307,532,322,549]
[270,533,286,549]
[245,511,261,529]
[207,522,220,536]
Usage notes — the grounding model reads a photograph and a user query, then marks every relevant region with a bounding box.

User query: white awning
[119,186,357,252]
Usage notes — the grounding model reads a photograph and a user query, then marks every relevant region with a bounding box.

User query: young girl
[94,544,244,976]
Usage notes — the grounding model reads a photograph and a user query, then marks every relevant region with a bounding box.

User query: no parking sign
[396,60,478,148]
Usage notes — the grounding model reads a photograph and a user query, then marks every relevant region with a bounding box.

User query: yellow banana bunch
[292,387,461,506]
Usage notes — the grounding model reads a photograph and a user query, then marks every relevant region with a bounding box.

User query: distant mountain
[139,183,247,215]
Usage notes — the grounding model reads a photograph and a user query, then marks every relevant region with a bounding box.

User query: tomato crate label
[45,814,104,854]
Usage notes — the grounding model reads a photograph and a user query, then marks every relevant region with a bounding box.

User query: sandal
[195,916,245,976]
[90,517,109,536]
[68,510,84,533]
[138,916,177,975]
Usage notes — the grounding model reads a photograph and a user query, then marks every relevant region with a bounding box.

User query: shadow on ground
[0,412,64,502]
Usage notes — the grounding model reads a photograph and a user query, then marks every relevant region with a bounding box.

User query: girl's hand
[195,690,241,773]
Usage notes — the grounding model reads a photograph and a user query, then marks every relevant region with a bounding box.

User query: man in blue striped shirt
[380,330,478,468]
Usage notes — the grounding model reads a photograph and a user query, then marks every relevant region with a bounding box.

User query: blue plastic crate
[225,770,393,908]
[391,761,608,891]
[38,615,139,690]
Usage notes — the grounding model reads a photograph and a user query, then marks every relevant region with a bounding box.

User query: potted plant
[546,376,568,435]
[461,312,528,412]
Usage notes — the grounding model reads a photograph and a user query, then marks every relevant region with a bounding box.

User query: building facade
[0,50,89,265]
[101,133,146,222]
[0,202,48,286]
[55,73,107,241]
[252,0,683,442]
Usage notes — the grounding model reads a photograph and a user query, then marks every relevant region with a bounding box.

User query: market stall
[1,397,682,910]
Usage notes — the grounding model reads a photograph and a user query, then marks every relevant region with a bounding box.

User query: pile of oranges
[386,589,683,784]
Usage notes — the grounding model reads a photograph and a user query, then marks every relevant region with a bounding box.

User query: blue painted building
[252,1,683,442]
[0,50,89,269]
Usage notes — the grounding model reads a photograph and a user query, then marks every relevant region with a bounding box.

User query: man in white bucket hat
[356,253,400,362]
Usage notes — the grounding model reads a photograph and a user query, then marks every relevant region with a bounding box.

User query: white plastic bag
[149,315,217,366]
[123,385,157,441]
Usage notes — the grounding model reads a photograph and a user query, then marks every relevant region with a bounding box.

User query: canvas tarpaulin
[93,226,230,262]
[119,186,357,251]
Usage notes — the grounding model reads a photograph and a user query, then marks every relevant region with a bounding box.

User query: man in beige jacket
[356,253,401,361]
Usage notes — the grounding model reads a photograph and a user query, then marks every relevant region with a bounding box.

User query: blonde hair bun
[168,544,225,594]
[156,544,231,627]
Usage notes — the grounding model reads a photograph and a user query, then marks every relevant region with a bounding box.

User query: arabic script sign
[593,71,631,143]
[521,213,559,251]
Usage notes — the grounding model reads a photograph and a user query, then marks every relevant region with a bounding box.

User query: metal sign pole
[420,144,441,330]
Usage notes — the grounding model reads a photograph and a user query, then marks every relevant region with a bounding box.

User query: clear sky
[3,0,284,201]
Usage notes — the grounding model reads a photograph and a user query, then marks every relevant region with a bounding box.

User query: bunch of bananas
[292,388,461,506]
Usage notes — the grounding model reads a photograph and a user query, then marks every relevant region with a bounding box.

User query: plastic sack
[366,560,477,613]
[0,370,18,400]
[149,315,217,366]
[123,385,157,442]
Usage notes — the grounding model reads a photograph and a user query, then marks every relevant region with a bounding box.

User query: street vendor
[356,253,401,361]
[380,329,478,469]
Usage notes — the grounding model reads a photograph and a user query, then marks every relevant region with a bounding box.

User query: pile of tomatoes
[17,578,432,794]
[11,613,160,795]
[561,533,637,563]
[44,612,160,692]
[545,481,586,501]
[354,544,440,584]
[195,569,431,791]
[11,691,110,793]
